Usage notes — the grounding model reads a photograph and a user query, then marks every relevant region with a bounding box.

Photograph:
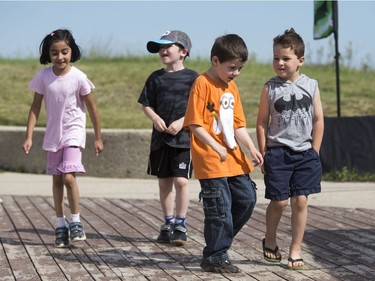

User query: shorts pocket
[309,148,320,159]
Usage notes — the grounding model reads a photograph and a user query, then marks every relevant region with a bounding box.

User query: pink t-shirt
[28,66,94,152]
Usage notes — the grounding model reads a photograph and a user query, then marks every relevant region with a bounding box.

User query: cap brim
[146,39,176,53]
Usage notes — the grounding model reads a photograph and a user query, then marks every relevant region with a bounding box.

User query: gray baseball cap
[147,30,192,55]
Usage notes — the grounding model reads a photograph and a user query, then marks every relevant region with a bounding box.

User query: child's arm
[256,84,270,173]
[256,84,270,157]
[22,93,43,154]
[189,125,228,162]
[84,93,103,156]
[235,127,263,166]
[312,87,324,153]
[142,105,168,132]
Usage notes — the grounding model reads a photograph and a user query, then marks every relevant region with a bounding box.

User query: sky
[1,1,374,69]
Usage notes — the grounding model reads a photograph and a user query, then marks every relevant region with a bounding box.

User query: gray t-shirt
[266,74,317,151]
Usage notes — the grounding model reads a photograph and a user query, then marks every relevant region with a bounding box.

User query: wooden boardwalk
[1,195,374,280]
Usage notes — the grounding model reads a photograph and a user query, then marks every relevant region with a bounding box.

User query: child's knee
[270,199,289,211]
[174,177,188,189]
[291,195,308,209]
[63,173,76,188]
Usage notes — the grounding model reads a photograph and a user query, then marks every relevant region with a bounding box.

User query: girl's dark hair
[39,29,82,65]
[273,28,305,58]
[210,34,248,63]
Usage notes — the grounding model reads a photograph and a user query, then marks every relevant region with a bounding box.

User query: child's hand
[166,119,183,136]
[94,140,104,156]
[152,116,168,132]
[250,149,263,167]
[22,139,32,154]
[213,143,227,162]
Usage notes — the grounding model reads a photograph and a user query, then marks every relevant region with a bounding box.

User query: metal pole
[333,0,341,117]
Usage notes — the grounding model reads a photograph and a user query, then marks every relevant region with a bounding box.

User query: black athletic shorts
[147,145,193,179]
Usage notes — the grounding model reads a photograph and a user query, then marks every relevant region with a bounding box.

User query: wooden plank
[1,195,374,280]
[0,196,42,280]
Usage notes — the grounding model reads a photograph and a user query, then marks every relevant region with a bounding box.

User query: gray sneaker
[69,222,86,242]
[55,226,69,248]
[156,224,172,243]
[171,225,187,246]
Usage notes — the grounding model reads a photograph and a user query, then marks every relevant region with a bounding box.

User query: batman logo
[274,94,312,113]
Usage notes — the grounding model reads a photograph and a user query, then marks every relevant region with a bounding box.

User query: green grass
[323,166,375,182]
[1,57,375,129]
[2,57,374,181]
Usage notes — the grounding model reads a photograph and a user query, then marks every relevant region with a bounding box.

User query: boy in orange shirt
[184,34,263,273]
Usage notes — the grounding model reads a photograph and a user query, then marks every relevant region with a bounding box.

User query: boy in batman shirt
[256,28,324,270]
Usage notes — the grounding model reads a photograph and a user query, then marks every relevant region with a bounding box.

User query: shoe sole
[171,239,186,246]
[156,239,170,243]
[201,265,240,273]
[70,235,86,242]
[287,266,304,270]
[55,243,69,248]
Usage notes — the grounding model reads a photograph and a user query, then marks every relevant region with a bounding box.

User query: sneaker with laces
[55,226,69,248]
[69,222,86,242]
[200,260,240,273]
[156,224,172,243]
[171,225,187,246]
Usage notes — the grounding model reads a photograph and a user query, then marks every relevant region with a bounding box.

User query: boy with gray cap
[138,30,199,246]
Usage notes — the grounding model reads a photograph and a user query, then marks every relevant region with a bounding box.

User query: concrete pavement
[0,172,374,209]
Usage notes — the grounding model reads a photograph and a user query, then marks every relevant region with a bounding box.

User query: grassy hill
[1,57,374,129]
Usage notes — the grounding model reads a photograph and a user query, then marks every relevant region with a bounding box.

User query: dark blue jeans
[199,174,257,264]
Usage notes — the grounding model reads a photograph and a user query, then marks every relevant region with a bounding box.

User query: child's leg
[265,199,288,247]
[170,147,191,221]
[63,172,80,215]
[52,175,65,219]
[52,174,70,247]
[156,177,175,243]
[55,147,86,241]
[288,195,308,267]
[63,172,86,241]
[263,147,294,261]
[173,176,189,220]
[58,147,85,219]
[199,177,235,263]
[170,177,189,245]
[48,150,66,223]
[229,175,256,236]
[159,177,175,218]
[287,148,321,268]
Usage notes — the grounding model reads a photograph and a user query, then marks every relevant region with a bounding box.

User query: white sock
[56,216,67,228]
[70,213,81,223]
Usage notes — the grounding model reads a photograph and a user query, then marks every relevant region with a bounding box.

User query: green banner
[314,0,334,39]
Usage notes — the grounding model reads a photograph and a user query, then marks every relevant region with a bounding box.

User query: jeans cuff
[202,253,228,264]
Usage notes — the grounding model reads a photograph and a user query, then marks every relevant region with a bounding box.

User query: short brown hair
[210,34,248,63]
[273,28,305,58]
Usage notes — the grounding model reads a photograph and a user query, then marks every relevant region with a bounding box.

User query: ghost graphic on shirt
[213,93,236,149]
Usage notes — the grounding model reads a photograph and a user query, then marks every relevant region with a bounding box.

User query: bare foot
[262,238,282,262]
[287,257,304,270]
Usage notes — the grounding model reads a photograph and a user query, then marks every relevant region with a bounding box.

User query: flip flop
[287,257,304,270]
[262,238,282,263]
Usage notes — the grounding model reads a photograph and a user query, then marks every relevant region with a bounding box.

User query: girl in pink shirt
[23,29,103,248]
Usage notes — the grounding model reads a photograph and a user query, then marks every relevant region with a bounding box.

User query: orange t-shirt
[184,73,254,179]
